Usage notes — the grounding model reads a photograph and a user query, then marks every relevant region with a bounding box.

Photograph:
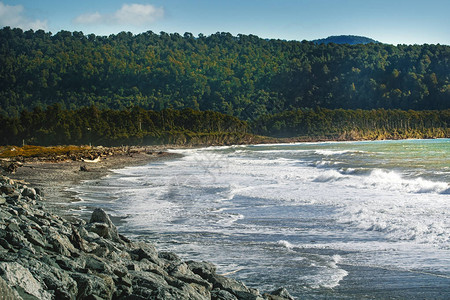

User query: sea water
[73,139,450,299]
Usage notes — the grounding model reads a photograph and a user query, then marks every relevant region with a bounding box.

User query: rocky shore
[0,175,294,300]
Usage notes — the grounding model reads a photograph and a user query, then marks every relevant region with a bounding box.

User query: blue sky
[0,0,449,45]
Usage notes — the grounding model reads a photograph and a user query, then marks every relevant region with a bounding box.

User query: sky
[0,0,449,45]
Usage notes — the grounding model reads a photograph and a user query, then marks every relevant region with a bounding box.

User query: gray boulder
[25,257,78,300]
[24,228,47,248]
[210,274,263,300]
[211,288,239,300]
[169,262,213,290]
[130,242,159,264]
[71,273,115,300]
[187,261,263,300]
[21,187,37,200]
[86,208,122,243]
[131,270,208,300]
[0,275,21,300]
[89,208,113,225]
[264,287,295,300]
[0,185,15,195]
[0,261,52,300]
[187,260,217,278]
[47,231,76,256]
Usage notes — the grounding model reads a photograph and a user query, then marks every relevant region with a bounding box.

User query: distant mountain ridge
[313,35,380,45]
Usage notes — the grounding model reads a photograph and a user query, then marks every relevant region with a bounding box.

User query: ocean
[72,139,450,299]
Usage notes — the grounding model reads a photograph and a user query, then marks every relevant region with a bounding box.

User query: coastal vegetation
[0,105,448,146]
[252,108,450,140]
[0,105,253,146]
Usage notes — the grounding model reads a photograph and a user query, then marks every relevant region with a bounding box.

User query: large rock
[210,274,263,300]
[211,288,239,300]
[24,228,47,248]
[85,256,112,274]
[47,231,76,256]
[0,185,15,195]
[25,257,78,300]
[0,275,21,300]
[264,288,295,300]
[21,187,37,200]
[187,260,217,278]
[131,270,208,300]
[71,273,115,300]
[86,208,122,243]
[130,242,159,264]
[169,262,213,290]
[89,208,113,225]
[0,262,52,300]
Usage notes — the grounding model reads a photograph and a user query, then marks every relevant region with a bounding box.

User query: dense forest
[0,105,447,146]
[0,105,250,146]
[1,27,449,121]
[252,108,450,140]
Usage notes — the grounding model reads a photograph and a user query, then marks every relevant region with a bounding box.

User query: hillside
[312,35,379,45]
[0,27,449,120]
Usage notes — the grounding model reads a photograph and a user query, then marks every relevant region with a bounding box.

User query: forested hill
[312,35,379,45]
[1,27,449,119]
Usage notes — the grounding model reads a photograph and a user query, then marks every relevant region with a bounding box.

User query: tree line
[1,27,449,120]
[252,108,450,140]
[1,106,448,146]
[0,105,249,146]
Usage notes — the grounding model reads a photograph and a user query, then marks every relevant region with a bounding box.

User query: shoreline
[4,137,447,215]
[5,147,182,219]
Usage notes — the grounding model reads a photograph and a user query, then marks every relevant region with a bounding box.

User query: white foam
[309,268,348,289]
[217,213,245,226]
[315,149,364,156]
[313,160,343,168]
[275,240,349,289]
[277,240,294,250]
[312,170,345,182]
[336,190,450,249]
[362,169,450,194]
[73,139,450,293]
[255,149,312,154]
[303,254,349,289]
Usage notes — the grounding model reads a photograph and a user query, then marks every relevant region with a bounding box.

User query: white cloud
[74,3,164,26]
[0,2,48,30]
[115,4,164,25]
[74,12,103,25]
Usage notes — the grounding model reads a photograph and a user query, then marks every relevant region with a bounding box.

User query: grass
[0,145,91,158]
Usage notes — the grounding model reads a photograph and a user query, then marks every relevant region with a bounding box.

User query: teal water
[74,139,450,299]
